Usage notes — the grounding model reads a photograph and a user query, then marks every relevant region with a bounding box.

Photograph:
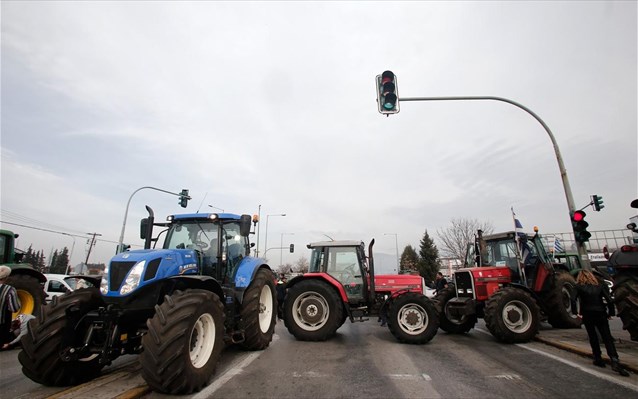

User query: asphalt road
[2,319,637,399]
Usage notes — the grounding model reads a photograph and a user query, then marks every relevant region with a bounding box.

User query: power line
[0,209,88,236]
[0,220,90,239]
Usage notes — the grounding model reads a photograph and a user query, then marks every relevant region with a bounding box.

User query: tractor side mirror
[140,218,150,240]
[239,214,252,237]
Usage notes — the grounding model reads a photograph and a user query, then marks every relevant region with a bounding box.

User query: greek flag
[554,237,564,253]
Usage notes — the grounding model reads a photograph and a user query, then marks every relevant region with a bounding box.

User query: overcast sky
[1,1,636,274]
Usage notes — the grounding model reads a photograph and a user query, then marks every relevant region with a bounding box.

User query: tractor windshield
[164,221,217,252]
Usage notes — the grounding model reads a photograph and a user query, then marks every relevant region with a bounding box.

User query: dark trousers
[0,310,12,345]
[582,311,618,360]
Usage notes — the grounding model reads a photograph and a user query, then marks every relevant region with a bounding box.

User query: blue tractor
[19,206,277,394]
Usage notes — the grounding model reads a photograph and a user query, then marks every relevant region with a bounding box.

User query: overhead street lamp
[264,213,286,261]
[280,232,294,267]
[117,186,190,254]
[389,85,591,269]
[384,233,399,273]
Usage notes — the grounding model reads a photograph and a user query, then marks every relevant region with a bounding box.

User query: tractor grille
[109,261,136,291]
[454,270,475,299]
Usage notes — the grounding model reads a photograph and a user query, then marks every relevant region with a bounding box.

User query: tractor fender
[165,275,225,300]
[7,265,47,283]
[502,282,541,302]
[233,257,272,304]
[284,273,349,303]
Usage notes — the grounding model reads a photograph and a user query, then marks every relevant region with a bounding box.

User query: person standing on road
[434,272,448,295]
[0,266,21,348]
[571,269,630,377]
[2,313,35,350]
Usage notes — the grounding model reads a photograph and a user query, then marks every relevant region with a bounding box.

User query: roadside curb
[534,335,638,374]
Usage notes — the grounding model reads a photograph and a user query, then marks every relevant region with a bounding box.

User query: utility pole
[85,232,102,268]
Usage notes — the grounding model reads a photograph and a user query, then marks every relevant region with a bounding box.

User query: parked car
[43,274,73,302]
[43,274,97,302]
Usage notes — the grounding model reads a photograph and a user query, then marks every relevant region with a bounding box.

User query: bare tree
[437,217,494,262]
[291,256,309,274]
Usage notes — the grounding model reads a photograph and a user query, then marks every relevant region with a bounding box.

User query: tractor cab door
[325,246,365,303]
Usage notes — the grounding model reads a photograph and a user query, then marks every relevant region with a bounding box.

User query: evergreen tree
[400,245,419,273]
[417,230,440,285]
[37,250,46,272]
[24,245,36,266]
[51,247,70,274]
[50,250,59,273]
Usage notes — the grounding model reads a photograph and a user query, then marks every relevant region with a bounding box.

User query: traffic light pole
[400,95,591,269]
[116,186,189,254]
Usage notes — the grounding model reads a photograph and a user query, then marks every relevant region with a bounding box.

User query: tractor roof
[169,213,242,222]
[307,240,363,249]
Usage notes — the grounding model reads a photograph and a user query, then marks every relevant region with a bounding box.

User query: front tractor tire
[283,279,343,341]
[387,292,439,344]
[484,287,540,344]
[434,285,476,334]
[140,289,225,395]
[545,271,581,329]
[18,288,105,386]
[240,268,277,350]
[613,272,638,341]
[7,274,46,317]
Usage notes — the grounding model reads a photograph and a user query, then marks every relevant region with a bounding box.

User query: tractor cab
[307,240,368,305]
[464,230,552,290]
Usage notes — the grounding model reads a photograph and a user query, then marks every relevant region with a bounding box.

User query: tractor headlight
[100,265,110,294]
[120,260,146,296]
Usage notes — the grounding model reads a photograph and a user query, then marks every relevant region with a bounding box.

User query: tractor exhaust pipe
[368,238,376,298]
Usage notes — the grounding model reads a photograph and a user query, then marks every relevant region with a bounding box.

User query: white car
[43,274,74,302]
[43,274,96,302]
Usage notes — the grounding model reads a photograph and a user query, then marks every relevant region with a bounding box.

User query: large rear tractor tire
[7,274,46,317]
[545,271,581,329]
[612,272,638,341]
[140,289,225,395]
[433,285,476,334]
[239,268,277,350]
[18,288,105,386]
[387,292,439,344]
[283,279,343,341]
[484,287,540,344]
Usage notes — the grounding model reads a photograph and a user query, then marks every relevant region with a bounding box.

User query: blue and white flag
[512,207,524,237]
[554,237,564,253]
[511,208,530,262]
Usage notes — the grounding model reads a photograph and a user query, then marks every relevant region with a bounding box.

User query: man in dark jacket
[434,272,448,295]
[572,270,629,376]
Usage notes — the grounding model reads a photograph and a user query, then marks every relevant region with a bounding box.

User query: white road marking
[475,327,638,392]
[192,352,261,399]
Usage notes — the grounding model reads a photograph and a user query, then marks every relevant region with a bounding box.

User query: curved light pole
[384,233,399,273]
[280,232,294,267]
[264,213,286,260]
[117,186,189,254]
[208,205,225,212]
[399,95,590,269]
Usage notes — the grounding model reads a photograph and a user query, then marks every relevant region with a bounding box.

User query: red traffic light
[572,210,586,222]
[381,70,395,85]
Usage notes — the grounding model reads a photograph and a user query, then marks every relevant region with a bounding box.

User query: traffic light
[178,189,190,208]
[592,195,605,211]
[571,210,591,244]
[376,70,400,115]
[289,244,295,253]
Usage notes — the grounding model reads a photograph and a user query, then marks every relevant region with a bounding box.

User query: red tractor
[435,229,580,343]
[282,239,439,344]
